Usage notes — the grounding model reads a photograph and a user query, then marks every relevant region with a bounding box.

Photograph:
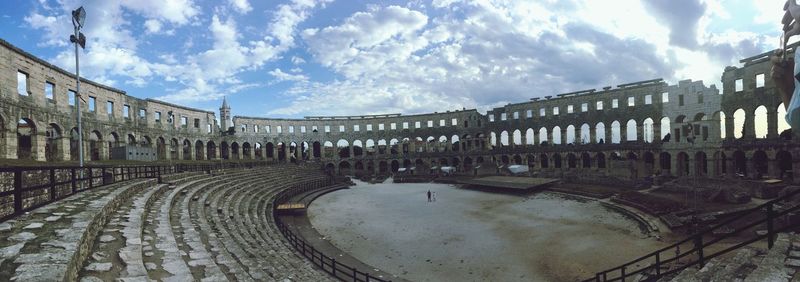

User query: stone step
[0,178,156,281]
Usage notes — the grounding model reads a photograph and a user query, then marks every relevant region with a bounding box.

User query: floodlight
[72,7,86,28]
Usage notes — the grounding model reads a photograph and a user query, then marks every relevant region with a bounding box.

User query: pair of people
[427,190,437,202]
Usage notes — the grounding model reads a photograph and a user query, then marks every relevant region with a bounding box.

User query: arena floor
[308,179,670,281]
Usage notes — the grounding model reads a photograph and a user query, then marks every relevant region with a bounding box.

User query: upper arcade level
[0,39,219,137]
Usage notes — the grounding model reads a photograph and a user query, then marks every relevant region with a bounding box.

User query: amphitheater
[1,29,800,282]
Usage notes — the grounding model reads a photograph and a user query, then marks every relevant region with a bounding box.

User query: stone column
[637,125,644,142]
[767,110,779,138]
[724,116,735,140]
[98,140,108,161]
[247,146,255,160]
[32,132,46,161]
[561,128,567,145]
[653,123,661,143]
[57,137,70,161]
[3,130,17,159]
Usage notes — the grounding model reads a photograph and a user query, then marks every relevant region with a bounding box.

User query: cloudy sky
[0,0,787,118]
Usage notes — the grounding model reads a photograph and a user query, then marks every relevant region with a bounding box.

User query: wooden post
[13,168,22,216]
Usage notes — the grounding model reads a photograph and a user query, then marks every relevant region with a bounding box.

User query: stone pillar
[176,144,184,160]
[247,146,255,160]
[745,110,756,139]
[653,123,661,143]
[98,140,108,161]
[604,125,611,144]
[767,110,779,138]
[57,137,70,161]
[561,128,567,145]
[724,116,735,140]
[4,130,17,159]
[725,153,736,179]
[768,156,781,179]
[32,132,46,161]
[189,143,196,160]
[637,125,644,142]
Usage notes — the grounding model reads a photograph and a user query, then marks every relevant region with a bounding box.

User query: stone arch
[183,139,193,160]
[207,141,217,160]
[500,131,509,146]
[643,118,654,143]
[337,139,350,158]
[313,141,321,158]
[195,140,205,160]
[580,123,591,144]
[157,137,166,160]
[582,152,591,168]
[643,151,655,175]
[266,142,275,158]
[733,150,746,176]
[254,142,263,160]
[527,154,535,168]
[733,108,746,139]
[231,142,241,160]
[540,153,549,168]
[451,135,460,151]
[377,139,387,154]
[753,150,768,176]
[323,141,334,158]
[353,140,363,157]
[626,119,637,141]
[289,142,298,162]
[660,116,671,141]
[538,127,548,145]
[567,153,577,168]
[170,138,179,160]
[553,153,562,168]
[16,118,37,160]
[677,152,689,176]
[595,122,606,143]
[754,105,768,138]
[566,125,576,144]
[379,160,388,173]
[525,128,535,145]
[490,132,498,147]
[389,139,399,155]
[695,151,707,176]
[660,152,671,174]
[88,130,102,161]
[512,130,522,146]
[366,139,375,155]
[596,152,607,168]
[277,141,286,161]
[338,161,351,175]
[391,160,400,172]
[552,126,562,145]
[243,142,253,160]
[45,123,63,161]
[127,133,136,145]
[611,120,621,143]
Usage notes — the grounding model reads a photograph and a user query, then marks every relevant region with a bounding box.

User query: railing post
[620,266,626,282]
[366,272,370,282]
[655,252,661,276]
[767,203,775,249]
[695,234,704,266]
[353,268,357,282]
[13,168,22,216]
[49,168,56,201]
[332,258,337,276]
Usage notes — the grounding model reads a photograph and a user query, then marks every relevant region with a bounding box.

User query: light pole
[70,7,86,167]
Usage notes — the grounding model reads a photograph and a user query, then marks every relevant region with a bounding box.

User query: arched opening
[540,153,549,168]
[753,150,768,177]
[326,163,336,174]
[390,139,399,155]
[324,141,334,158]
[391,160,400,172]
[597,152,607,168]
[611,121,621,143]
[89,130,101,161]
[464,157,474,171]
[230,142,240,160]
[170,138,179,160]
[580,123,591,144]
[242,142,252,160]
[289,142,298,163]
[525,128,535,145]
[355,161,364,171]
[301,141,309,160]
[754,106,768,139]
[338,161,351,175]
[379,161,388,173]
[733,150,747,176]
[501,155,510,165]
[567,153,577,168]
[366,161,374,173]
[552,126,562,145]
[183,139,192,160]
[714,151,727,176]
[643,152,655,175]
[660,152,672,174]
[500,131,509,146]
[553,153,562,168]
[677,152,689,176]
[527,154,535,168]
[70,127,80,161]
[366,139,375,155]
[566,125,576,144]
[513,155,522,165]
[313,141,321,158]
[353,140,363,157]
[595,122,606,143]
[16,118,36,160]
[127,134,136,146]
[581,152,591,168]
[195,140,205,160]
[643,118,654,143]
[512,130,522,146]
[695,151,707,176]
[777,150,793,179]
[254,142,263,160]
[538,128,548,145]
[778,103,791,138]
[45,123,62,161]
[660,117,671,142]
[221,141,230,160]
[490,132,498,147]
[157,137,166,160]
[451,135,460,152]
[378,139,387,155]
[733,108,746,139]
[266,142,275,158]
[277,142,286,161]
[337,139,350,158]
[207,141,217,160]
[626,119,638,141]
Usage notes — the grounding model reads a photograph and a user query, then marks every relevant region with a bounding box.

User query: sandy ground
[307,180,671,282]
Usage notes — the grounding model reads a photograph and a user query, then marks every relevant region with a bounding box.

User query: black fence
[273,181,391,282]
[0,161,275,223]
[584,187,800,281]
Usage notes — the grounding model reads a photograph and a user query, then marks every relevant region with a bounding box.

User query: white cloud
[144,19,162,33]
[229,0,252,14]
[269,68,308,82]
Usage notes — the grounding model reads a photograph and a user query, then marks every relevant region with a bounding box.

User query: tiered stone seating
[0,165,341,282]
[0,178,157,281]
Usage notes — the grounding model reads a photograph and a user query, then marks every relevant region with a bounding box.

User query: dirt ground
[308,180,673,282]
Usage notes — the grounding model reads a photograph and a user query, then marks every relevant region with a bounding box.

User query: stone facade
[1,37,799,182]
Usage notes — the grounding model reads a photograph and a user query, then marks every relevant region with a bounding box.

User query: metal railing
[0,160,276,223]
[273,181,392,282]
[584,187,800,281]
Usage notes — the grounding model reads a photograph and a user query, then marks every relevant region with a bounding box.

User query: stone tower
[220,96,231,131]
